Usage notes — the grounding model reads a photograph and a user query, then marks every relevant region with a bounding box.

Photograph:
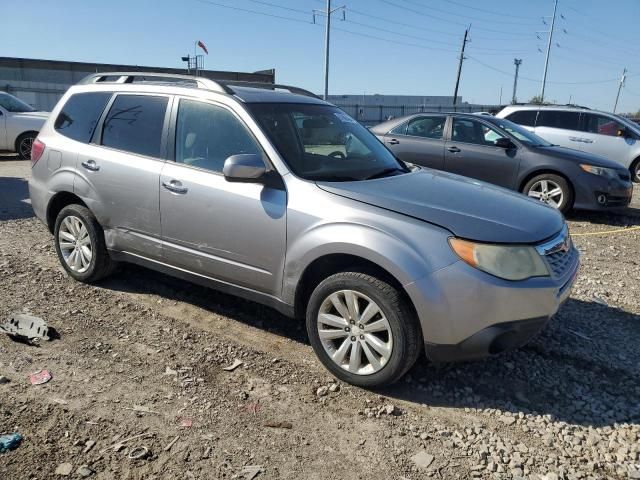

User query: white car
[496,105,640,182]
[0,92,49,159]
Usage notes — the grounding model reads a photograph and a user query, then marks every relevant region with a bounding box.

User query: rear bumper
[405,248,579,362]
[28,178,48,226]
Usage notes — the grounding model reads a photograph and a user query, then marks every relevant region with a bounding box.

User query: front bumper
[573,172,633,210]
[405,242,579,363]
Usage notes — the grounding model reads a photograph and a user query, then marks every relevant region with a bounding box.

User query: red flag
[197,40,208,55]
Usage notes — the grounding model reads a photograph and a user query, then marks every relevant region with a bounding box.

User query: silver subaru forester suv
[29,73,579,387]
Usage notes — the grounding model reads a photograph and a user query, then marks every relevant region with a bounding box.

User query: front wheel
[306,272,422,388]
[523,173,573,214]
[631,158,640,183]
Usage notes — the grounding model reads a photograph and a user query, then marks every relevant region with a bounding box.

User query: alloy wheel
[19,136,34,159]
[58,216,92,273]
[317,290,393,375]
[527,179,564,209]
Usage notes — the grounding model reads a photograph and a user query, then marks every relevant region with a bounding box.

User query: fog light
[597,194,607,205]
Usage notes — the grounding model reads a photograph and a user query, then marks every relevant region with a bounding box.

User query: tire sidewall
[524,174,572,214]
[17,133,36,160]
[54,205,101,282]
[306,274,411,388]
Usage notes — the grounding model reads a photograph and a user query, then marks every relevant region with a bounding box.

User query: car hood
[531,145,624,170]
[317,169,564,244]
[13,111,49,120]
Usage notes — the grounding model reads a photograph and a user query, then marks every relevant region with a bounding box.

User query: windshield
[492,118,552,147]
[248,103,408,181]
[0,92,36,113]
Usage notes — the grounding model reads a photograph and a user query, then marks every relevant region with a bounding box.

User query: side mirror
[495,137,514,149]
[223,154,267,183]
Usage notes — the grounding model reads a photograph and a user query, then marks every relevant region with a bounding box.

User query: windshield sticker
[334,112,357,124]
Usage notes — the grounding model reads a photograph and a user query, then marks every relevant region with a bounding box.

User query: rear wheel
[16,132,37,160]
[306,272,421,388]
[523,173,573,214]
[54,204,117,283]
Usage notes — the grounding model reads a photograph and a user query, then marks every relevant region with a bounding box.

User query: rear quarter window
[54,92,112,143]
[505,110,537,127]
[536,111,581,130]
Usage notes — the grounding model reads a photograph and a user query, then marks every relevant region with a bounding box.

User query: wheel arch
[630,156,640,181]
[46,191,88,233]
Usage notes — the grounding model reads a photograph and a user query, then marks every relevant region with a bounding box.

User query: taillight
[31,139,45,167]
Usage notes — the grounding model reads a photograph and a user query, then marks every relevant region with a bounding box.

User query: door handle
[162,180,188,194]
[388,138,400,145]
[582,139,593,143]
[447,146,461,153]
[81,159,100,171]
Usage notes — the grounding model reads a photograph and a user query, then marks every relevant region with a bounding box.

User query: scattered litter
[264,420,292,429]
[0,376,10,384]
[51,398,69,405]
[316,386,329,397]
[592,296,609,307]
[0,433,23,453]
[55,462,73,476]
[82,440,96,454]
[128,446,150,460]
[77,465,94,478]
[241,465,264,480]
[99,432,154,454]
[164,436,179,452]
[223,359,243,372]
[410,450,435,470]
[566,328,592,341]
[177,416,193,428]
[125,405,159,415]
[328,383,340,393]
[29,369,52,385]
[1,313,55,345]
[164,366,177,376]
[202,446,212,459]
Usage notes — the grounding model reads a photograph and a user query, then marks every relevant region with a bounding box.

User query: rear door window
[536,111,581,130]
[101,94,168,158]
[54,92,112,143]
[505,110,537,127]
[406,116,446,139]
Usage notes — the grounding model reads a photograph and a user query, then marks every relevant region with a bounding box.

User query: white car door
[577,112,633,167]
[533,110,583,151]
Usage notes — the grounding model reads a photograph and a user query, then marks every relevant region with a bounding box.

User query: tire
[631,158,640,183]
[16,132,37,160]
[522,173,573,214]
[306,271,422,388]
[53,204,117,283]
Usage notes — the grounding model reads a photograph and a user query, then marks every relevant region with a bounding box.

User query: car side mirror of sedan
[223,154,267,183]
[494,137,515,149]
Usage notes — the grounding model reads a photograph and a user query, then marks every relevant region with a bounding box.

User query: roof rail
[510,102,591,110]
[221,81,320,99]
[78,72,233,94]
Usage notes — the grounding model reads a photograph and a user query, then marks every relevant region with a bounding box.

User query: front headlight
[580,164,618,179]
[449,238,549,281]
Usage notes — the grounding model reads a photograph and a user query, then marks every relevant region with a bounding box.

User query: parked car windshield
[248,103,408,181]
[492,118,553,147]
[0,92,36,112]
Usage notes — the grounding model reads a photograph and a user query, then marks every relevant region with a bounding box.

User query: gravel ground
[0,158,639,480]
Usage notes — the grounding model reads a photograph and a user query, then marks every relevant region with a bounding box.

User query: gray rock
[77,465,93,477]
[55,463,73,476]
[316,386,329,397]
[410,450,435,469]
[0,376,9,384]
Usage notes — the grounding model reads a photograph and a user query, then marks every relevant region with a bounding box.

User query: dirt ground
[0,157,639,480]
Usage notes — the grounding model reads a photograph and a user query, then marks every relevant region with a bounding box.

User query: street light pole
[314,1,346,100]
[453,27,470,107]
[512,59,522,104]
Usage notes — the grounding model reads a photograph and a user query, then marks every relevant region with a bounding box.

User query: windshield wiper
[307,174,359,182]
[364,167,406,180]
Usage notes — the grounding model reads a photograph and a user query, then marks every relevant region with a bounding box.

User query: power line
[193,0,312,24]
[398,0,541,26]
[444,0,539,20]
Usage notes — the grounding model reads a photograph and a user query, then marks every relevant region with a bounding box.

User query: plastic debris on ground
[29,369,52,385]
[0,313,54,345]
[0,433,23,453]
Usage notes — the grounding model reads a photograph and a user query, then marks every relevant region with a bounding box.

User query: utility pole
[613,67,627,113]
[453,26,470,107]
[499,85,503,105]
[314,1,346,100]
[512,59,522,104]
[540,0,558,102]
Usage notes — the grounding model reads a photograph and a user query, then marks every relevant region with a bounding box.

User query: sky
[2,0,640,113]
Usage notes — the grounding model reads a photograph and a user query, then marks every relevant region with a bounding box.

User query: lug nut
[350,336,356,342]
[350,319,355,325]
[344,327,350,332]
[358,324,363,329]
[359,334,364,340]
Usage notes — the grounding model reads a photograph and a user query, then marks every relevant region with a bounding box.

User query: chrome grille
[535,226,577,279]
